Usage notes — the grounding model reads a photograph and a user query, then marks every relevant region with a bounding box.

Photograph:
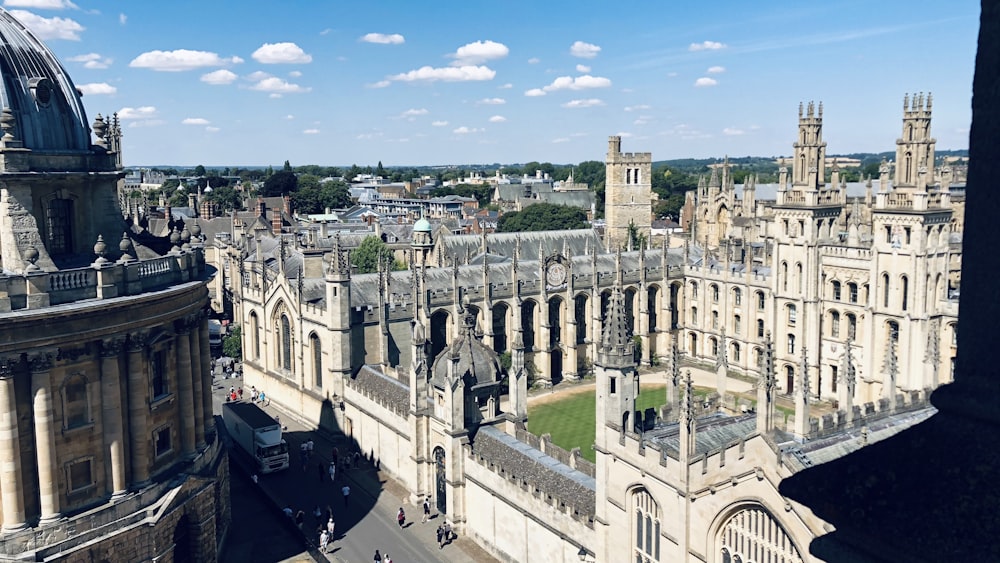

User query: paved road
[212,376,495,563]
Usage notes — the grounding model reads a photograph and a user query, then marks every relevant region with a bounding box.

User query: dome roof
[431,308,501,390]
[0,9,91,151]
[413,217,432,232]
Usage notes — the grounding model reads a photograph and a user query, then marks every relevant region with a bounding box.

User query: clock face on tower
[546,262,567,287]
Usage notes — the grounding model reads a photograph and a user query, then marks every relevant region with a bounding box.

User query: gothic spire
[598,283,635,369]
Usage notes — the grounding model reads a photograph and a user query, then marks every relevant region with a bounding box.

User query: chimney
[200,199,214,219]
[283,194,291,216]
[258,196,266,218]
[271,207,281,234]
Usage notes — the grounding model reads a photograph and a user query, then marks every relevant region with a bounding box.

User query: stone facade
[230,96,959,562]
[0,9,228,562]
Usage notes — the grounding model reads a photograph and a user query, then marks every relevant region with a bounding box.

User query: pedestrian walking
[328,461,336,482]
[251,386,258,403]
[319,530,329,553]
[422,499,430,523]
[341,484,350,505]
[238,387,243,400]
[326,517,335,536]
[294,510,305,531]
[436,524,444,548]
[251,474,258,485]
[396,507,405,528]
[384,554,392,563]
[373,549,382,563]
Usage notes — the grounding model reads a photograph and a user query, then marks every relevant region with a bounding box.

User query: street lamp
[577,546,589,561]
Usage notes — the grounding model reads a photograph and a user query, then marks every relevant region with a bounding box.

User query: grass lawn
[528,384,668,463]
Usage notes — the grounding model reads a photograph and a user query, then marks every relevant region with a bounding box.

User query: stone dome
[413,217,432,232]
[431,308,501,390]
[0,8,91,151]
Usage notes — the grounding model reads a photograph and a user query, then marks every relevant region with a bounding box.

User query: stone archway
[492,302,509,353]
[434,446,447,515]
[430,310,450,362]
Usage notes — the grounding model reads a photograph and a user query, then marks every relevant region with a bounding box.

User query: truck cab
[222,402,289,473]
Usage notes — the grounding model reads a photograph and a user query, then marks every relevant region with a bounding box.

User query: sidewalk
[214,380,497,563]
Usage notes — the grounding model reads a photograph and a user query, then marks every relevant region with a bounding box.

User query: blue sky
[7,0,980,167]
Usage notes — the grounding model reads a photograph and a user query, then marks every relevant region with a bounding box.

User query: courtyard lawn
[528,384,668,463]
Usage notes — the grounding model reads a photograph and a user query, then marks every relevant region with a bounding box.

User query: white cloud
[694,77,718,87]
[9,10,83,40]
[288,70,302,78]
[534,74,612,94]
[67,52,111,69]
[450,40,508,66]
[624,104,650,112]
[119,13,126,25]
[562,98,604,108]
[616,131,634,138]
[399,108,428,118]
[499,83,512,89]
[723,127,745,135]
[182,117,210,125]
[452,126,483,134]
[576,64,591,73]
[286,115,295,120]
[205,126,220,133]
[320,28,332,36]
[200,69,238,85]
[524,88,546,97]
[303,128,320,134]
[527,57,540,64]
[130,49,241,71]
[388,65,495,82]
[249,77,310,94]
[569,41,601,59]
[488,115,506,123]
[117,106,157,119]
[126,120,165,128]
[77,82,116,95]
[252,42,312,64]
[356,132,382,140]
[245,71,272,81]
[361,32,405,45]
[477,97,505,105]
[431,120,448,127]
[690,40,726,51]
[707,66,726,74]
[367,80,391,88]
[4,0,78,9]
[552,137,569,143]
[633,117,650,125]
[667,72,679,77]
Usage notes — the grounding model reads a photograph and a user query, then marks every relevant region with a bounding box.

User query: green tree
[292,178,351,214]
[497,203,588,232]
[627,221,648,249]
[376,160,386,177]
[203,185,242,212]
[430,183,493,206]
[223,325,242,361]
[351,236,402,274]
[282,160,292,172]
[261,170,298,197]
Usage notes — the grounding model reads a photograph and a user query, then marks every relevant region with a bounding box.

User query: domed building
[0,9,227,561]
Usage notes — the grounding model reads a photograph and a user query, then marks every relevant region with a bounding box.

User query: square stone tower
[604,136,652,249]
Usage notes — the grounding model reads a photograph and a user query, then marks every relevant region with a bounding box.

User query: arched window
[787,333,796,354]
[733,288,742,306]
[732,342,741,362]
[712,310,719,329]
[848,282,859,304]
[888,320,900,342]
[901,275,909,311]
[691,306,698,326]
[733,314,741,334]
[281,314,292,372]
[846,313,857,340]
[717,505,803,563]
[710,337,719,356]
[756,291,765,311]
[690,281,699,300]
[757,319,765,338]
[787,304,797,326]
[795,262,803,294]
[249,312,260,360]
[62,374,90,429]
[310,333,322,389]
[882,273,891,308]
[711,284,720,302]
[831,311,841,338]
[631,488,661,562]
[781,262,788,292]
[832,280,842,301]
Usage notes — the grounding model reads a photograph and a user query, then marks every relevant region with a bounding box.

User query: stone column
[175,321,197,458]
[199,316,214,442]
[127,332,151,487]
[100,338,127,497]
[188,319,205,449]
[0,356,26,532]
[28,351,60,523]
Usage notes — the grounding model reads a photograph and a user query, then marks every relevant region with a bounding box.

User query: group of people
[249,385,267,405]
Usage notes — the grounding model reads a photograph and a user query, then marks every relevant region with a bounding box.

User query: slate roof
[646,413,758,457]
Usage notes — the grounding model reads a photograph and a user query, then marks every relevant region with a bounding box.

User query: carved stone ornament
[0,356,20,378]
[57,346,88,363]
[127,331,149,351]
[100,337,126,358]
[27,351,53,373]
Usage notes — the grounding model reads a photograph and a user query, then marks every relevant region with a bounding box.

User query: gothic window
[733,315,741,334]
[733,288,742,306]
[732,342,741,362]
[888,321,900,343]
[863,283,870,304]
[62,374,90,429]
[757,319,765,338]
[310,333,322,389]
[151,349,169,399]
[848,283,858,304]
[631,488,661,563]
[832,281,842,301]
[154,425,172,458]
[781,262,788,292]
[756,291,765,311]
[710,337,718,356]
[787,334,796,355]
[846,313,857,340]
[831,365,838,393]
[690,281,698,300]
[712,310,719,329]
[882,273,891,308]
[950,324,957,347]
[67,457,94,493]
[901,276,909,311]
[691,307,698,326]
[787,304,797,326]
[796,262,804,293]
[250,312,260,360]
[281,314,292,372]
[831,311,841,338]
[717,505,803,563]
[753,347,762,368]
[711,284,720,302]
[45,198,74,256]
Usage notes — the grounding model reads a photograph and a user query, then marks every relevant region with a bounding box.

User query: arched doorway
[434,447,447,515]
[430,311,450,363]
[521,300,537,352]
[786,365,795,395]
[492,303,509,353]
[550,349,563,383]
[548,297,563,347]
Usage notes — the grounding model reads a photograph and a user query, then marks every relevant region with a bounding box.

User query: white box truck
[222,402,289,473]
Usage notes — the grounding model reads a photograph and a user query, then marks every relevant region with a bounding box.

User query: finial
[818,101,823,117]
[23,245,39,272]
[798,101,803,118]
[93,234,108,264]
[92,113,108,147]
[904,93,910,112]
[0,107,17,143]
[119,231,136,262]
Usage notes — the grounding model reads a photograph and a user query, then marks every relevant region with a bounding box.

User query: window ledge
[150,393,175,411]
[67,483,96,497]
[62,422,95,437]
